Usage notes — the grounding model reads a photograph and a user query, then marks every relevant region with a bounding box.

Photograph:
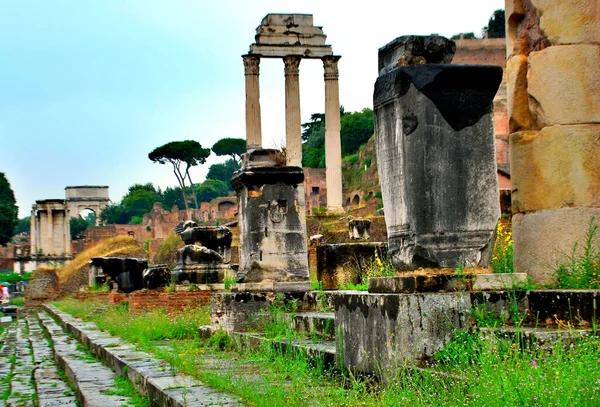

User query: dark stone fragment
[90,257,147,293]
[142,265,170,289]
[378,35,456,74]
[402,113,418,135]
[374,65,503,132]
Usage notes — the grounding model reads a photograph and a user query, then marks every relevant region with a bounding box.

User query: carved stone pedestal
[231,149,309,284]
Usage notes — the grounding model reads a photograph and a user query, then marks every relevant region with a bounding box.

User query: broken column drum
[172,225,233,285]
[231,149,310,284]
[374,35,502,270]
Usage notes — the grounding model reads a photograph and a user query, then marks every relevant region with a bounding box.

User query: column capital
[243,55,261,75]
[283,55,302,76]
[322,55,341,80]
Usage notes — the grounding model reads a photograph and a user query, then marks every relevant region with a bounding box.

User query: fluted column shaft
[46,205,54,255]
[284,56,302,167]
[243,55,262,149]
[323,56,343,211]
[30,207,37,256]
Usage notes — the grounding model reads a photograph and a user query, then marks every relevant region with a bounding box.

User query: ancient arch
[65,186,109,226]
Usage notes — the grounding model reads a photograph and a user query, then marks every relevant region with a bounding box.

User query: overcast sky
[0,0,504,218]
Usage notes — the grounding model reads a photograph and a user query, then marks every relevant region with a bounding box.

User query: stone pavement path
[1,307,245,407]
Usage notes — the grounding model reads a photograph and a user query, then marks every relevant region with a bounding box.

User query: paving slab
[36,311,133,407]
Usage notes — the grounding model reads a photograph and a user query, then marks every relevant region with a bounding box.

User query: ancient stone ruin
[243,13,343,212]
[89,257,147,293]
[506,1,600,284]
[231,149,310,290]
[172,221,233,285]
[374,35,502,270]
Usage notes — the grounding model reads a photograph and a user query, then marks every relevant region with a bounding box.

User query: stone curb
[43,304,242,407]
[36,311,131,407]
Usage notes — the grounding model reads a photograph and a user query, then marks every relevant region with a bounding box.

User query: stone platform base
[230,281,311,293]
[368,273,528,293]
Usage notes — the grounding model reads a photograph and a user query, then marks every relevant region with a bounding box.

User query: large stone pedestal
[374,59,502,270]
[172,226,233,285]
[231,149,310,284]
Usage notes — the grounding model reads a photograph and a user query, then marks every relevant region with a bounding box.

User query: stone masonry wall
[506,0,600,283]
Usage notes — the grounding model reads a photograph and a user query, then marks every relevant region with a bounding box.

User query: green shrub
[153,232,184,270]
[362,158,372,168]
[130,216,143,225]
[342,154,358,165]
[0,272,32,283]
[553,217,600,289]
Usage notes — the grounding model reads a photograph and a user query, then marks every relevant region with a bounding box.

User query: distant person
[1,285,8,303]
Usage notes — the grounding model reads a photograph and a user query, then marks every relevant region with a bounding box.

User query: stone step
[479,325,598,347]
[282,311,335,339]
[24,313,77,407]
[43,304,242,407]
[231,332,337,369]
[36,311,132,407]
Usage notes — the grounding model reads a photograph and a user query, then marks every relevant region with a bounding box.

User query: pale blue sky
[0,0,504,217]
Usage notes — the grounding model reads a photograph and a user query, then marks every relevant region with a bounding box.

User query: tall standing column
[284,56,302,167]
[30,207,37,256]
[323,56,343,211]
[46,205,54,255]
[243,55,262,149]
[64,209,71,255]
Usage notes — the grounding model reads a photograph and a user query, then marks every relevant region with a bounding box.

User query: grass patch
[52,297,600,406]
[105,376,151,407]
[7,297,24,306]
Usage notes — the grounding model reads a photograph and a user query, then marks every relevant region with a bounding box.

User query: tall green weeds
[553,217,600,289]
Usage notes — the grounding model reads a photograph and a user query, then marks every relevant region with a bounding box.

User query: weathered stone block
[180,226,232,262]
[513,208,600,284]
[142,264,170,289]
[531,0,600,45]
[378,35,456,75]
[506,0,551,58]
[210,292,274,333]
[334,292,471,377]
[90,257,147,293]
[527,45,600,127]
[511,125,600,213]
[316,243,387,290]
[231,150,309,284]
[374,64,502,270]
[506,55,534,132]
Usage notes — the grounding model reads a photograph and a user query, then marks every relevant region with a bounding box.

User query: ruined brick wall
[506,0,600,283]
[304,168,327,214]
